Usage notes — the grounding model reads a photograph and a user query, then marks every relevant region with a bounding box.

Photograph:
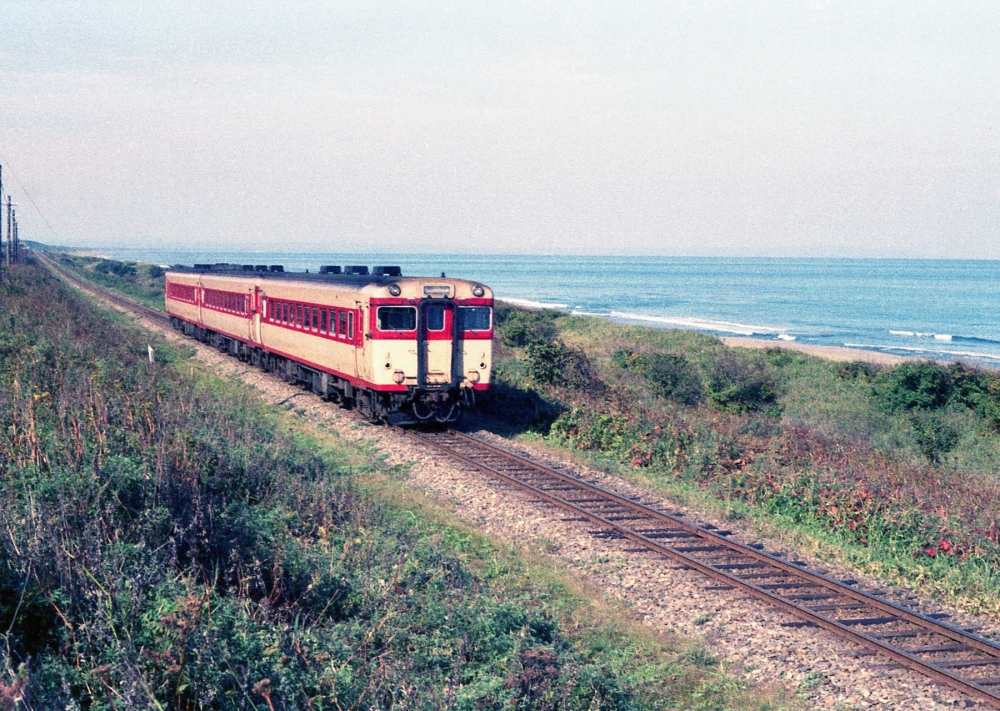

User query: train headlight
[392,370,405,384]
[472,285,485,297]
[388,284,401,296]
[466,370,481,383]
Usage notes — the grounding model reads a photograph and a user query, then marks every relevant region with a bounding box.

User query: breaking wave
[609,311,789,337]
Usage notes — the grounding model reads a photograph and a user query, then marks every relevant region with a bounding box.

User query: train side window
[312,307,319,331]
[458,306,492,331]
[348,312,354,339]
[320,309,327,334]
[328,310,335,335]
[376,306,416,331]
[295,304,302,328]
[339,311,347,337]
[425,304,445,331]
[305,306,312,330]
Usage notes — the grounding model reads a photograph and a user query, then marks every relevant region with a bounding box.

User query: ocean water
[94,249,1000,367]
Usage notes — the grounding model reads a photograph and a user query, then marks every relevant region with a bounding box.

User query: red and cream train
[165,264,493,423]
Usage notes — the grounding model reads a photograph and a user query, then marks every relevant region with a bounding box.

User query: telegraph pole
[0,165,4,277]
[5,196,11,267]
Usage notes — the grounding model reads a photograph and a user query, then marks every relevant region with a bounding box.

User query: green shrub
[497,307,559,348]
[911,412,960,465]
[612,349,702,405]
[873,362,953,411]
[835,361,880,380]
[701,352,778,414]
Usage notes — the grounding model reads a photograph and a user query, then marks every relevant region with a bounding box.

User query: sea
[92,249,1000,368]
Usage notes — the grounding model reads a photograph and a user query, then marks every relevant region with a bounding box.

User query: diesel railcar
[165,264,493,423]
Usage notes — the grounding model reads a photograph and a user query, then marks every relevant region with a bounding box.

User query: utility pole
[0,165,4,278]
[5,196,11,268]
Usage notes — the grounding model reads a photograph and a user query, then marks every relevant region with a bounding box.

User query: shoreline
[719,336,918,366]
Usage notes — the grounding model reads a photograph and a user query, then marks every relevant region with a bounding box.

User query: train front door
[418,300,456,389]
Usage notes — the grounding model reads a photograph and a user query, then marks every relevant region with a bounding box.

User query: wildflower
[938,540,953,554]
[925,547,937,557]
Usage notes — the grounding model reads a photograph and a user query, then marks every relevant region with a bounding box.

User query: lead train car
[164,266,493,423]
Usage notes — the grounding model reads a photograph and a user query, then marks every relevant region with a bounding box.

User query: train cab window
[458,306,492,331]
[376,306,416,331]
[348,312,355,339]
[425,304,446,331]
[339,311,347,337]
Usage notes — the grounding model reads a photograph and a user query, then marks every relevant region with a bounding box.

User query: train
[164,263,493,423]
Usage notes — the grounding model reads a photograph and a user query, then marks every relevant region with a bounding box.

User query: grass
[0,258,796,710]
[481,304,1000,619]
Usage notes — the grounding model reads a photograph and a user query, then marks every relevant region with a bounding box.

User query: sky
[1,1,998,257]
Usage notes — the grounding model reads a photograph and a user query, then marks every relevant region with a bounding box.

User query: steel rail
[406,428,1000,708]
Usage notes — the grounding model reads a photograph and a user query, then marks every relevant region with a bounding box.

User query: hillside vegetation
[483,304,1000,616]
[0,259,793,709]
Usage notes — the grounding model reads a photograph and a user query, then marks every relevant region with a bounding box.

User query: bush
[611,349,702,405]
[873,362,953,411]
[836,361,880,380]
[496,307,560,348]
[701,352,778,414]
[911,412,960,465]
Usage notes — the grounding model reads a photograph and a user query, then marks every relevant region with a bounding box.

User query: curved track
[407,428,1000,708]
[39,253,1000,707]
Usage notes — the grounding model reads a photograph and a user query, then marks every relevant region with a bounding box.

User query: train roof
[166,263,472,287]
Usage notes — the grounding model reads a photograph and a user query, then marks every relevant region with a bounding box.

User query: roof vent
[242,264,255,271]
[269,265,284,273]
[373,265,402,277]
[255,265,268,271]
[194,263,211,270]
[319,265,343,274]
[344,265,369,275]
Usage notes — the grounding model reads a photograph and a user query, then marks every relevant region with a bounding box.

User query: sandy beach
[720,336,918,366]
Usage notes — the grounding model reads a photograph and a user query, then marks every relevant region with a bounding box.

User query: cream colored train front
[165,264,493,423]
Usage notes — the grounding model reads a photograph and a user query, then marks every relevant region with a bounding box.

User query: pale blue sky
[2,1,998,256]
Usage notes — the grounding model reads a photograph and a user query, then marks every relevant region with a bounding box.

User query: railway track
[37,252,172,325]
[406,427,1000,708]
[38,252,1000,706]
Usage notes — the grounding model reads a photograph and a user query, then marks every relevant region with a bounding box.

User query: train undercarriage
[169,316,469,424]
